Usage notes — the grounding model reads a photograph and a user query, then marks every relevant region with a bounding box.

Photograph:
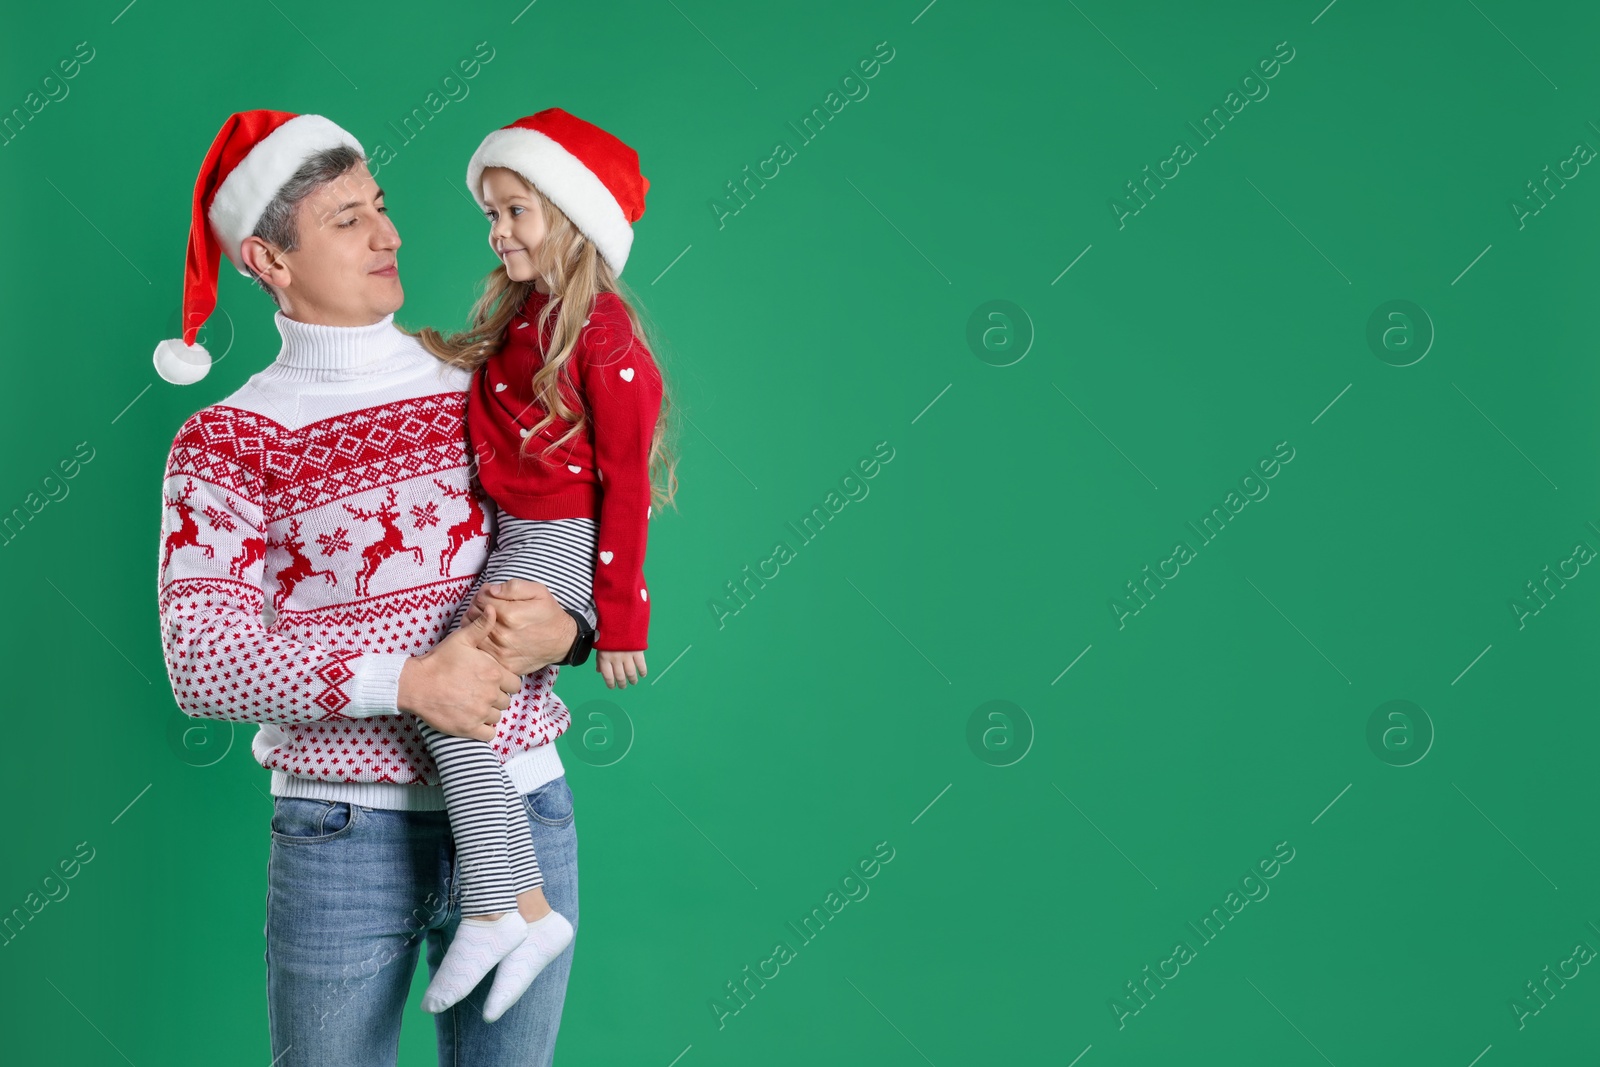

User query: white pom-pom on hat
[153,338,212,386]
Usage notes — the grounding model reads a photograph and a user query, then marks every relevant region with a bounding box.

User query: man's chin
[373,278,405,315]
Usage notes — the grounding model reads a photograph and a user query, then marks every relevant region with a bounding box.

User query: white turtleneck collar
[265,311,422,382]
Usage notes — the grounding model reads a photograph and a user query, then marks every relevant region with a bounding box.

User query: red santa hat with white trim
[153,110,365,385]
[464,108,648,279]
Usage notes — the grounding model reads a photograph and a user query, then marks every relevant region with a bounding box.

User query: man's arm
[459,580,581,675]
[396,608,527,741]
[158,417,418,726]
[160,413,532,741]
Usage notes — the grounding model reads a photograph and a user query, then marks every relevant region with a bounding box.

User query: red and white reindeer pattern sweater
[157,312,568,811]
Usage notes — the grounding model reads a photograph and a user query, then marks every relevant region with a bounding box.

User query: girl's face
[481,166,548,290]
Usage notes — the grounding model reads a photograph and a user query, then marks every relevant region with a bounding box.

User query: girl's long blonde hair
[408,170,678,514]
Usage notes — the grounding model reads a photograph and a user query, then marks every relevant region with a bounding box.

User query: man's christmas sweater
[157,311,568,811]
[468,288,663,651]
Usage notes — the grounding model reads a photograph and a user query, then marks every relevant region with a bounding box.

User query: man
[153,110,594,1065]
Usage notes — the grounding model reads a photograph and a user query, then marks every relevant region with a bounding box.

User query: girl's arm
[578,295,663,652]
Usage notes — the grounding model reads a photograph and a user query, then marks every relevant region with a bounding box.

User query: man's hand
[596,650,647,689]
[397,607,523,741]
[461,579,579,675]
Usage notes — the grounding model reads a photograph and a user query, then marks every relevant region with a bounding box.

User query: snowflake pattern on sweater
[157,316,568,790]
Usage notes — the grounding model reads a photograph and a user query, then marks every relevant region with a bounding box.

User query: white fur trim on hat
[466,127,635,276]
[207,114,365,275]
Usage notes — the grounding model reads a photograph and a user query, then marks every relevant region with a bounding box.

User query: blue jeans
[264,776,579,1066]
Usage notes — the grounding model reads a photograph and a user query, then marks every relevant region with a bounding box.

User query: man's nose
[375,214,401,250]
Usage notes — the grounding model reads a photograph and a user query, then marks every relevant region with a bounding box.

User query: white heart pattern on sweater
[640,589,648,601]
[495,382,507,392]
[567,464,581,473]
[599,551,614,564]
[620,368,634,382]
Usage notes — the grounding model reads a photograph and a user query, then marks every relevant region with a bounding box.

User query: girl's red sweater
[466,289,663,651]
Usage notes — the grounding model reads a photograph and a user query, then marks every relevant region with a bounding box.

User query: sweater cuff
[594,611,649,651]
[342,652,412,718]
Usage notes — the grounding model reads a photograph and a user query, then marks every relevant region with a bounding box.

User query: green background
[3,0,1598,1063]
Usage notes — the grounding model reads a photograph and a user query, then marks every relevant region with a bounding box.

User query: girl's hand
[596,650,647,689]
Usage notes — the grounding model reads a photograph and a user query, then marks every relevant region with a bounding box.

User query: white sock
[482,909,575,1023]
[422,911,529,1014]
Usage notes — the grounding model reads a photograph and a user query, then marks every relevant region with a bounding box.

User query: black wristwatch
[557,606,596,666]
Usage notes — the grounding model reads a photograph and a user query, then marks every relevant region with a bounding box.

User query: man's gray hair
[247,144,366,304]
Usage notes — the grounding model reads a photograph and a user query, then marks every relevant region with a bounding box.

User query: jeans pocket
[525,777,574,828]
[270,797,356,843]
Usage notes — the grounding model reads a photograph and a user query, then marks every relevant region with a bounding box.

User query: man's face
[271,163,403,325]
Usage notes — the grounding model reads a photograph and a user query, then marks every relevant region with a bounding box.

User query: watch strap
[559,605,596,666]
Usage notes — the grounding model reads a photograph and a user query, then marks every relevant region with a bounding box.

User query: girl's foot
[421,911,528,1014]
[482,909,574,1023]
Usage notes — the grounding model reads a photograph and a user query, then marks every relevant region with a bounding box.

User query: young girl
[409,108,677,1022]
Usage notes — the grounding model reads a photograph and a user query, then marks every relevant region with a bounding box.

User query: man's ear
[240,235,290,291]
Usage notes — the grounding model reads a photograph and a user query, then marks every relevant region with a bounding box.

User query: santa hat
[153,110,365,385]
[464,108,648,278]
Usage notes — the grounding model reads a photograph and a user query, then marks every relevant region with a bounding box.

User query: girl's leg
[481,513,599,913]
[419,569,532,1013]
[422,512,596,1016]
[419,723,521,918]
[476,515,597,1022]
[505,770,546,908]
[434,776,579,1060]
[429,566,534,919]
